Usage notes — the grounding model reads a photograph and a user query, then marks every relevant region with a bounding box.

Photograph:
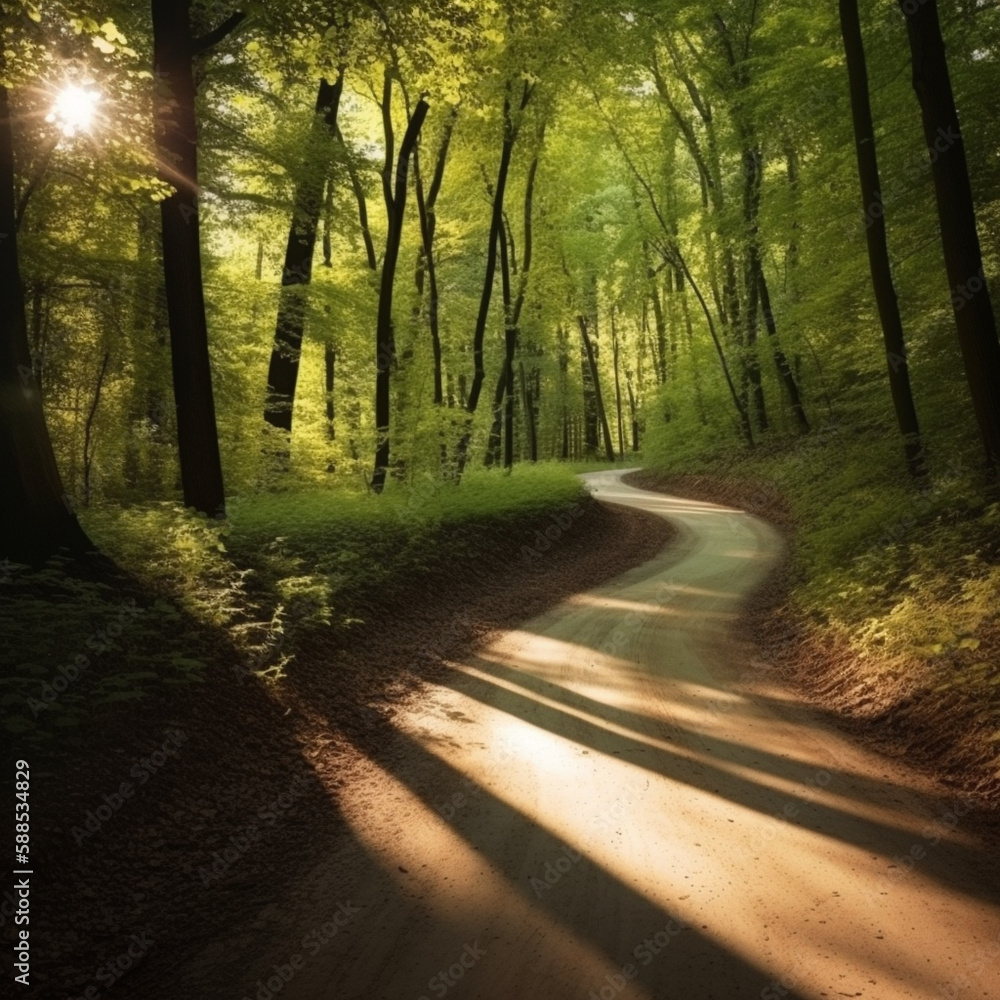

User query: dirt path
[184,471,1000,1000]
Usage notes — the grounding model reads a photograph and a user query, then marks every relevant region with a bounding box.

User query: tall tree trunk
[626,375,640,452]
[649,283,668,385]
[486,138,543,468]
[521,361,538,462]
[578,316,616,463]
[372,96,430,493]
[415,111,456,407]
[264,75,344,437]
[758,269,810,433]
[898,0,1000,473]
[456,82,533,476]
[742,145,768,433]
[841,0,926,477]
[612,306,625,458]
[151,0,242,517]
[0,83,92,562]
[325,343,336,442]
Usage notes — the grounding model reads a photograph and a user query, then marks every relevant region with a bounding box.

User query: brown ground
[624,469,1000,811]
[20,497,674,1000]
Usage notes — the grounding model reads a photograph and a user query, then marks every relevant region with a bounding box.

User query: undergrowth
[644,421,1000,708]
[1,465,587,740]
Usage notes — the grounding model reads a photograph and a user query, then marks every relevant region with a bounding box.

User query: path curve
[213,471,1000,1000]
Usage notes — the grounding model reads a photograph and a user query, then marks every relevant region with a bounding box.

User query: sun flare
[47,85,101,138]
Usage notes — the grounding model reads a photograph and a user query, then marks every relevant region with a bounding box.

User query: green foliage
[228,462,585,626]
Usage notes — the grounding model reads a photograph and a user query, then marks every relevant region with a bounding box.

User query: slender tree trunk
[626,376,640,452]
[742,146,768,433]
[758,269,810,433]
[578,316,616,463]
[264,74,344,437]
[612,307,625,458]
[82,349,111,507]
[456,82,533,476]
[415,111,456,407]
[0,83,92,562]
[898,0,1000,473]
[841,0,926,477]
[650,284,668,384]
[486,139,543,468]
[372,97,429,493]
[151,0,241,517]
[521,361,538,462]
[325,343,336,442]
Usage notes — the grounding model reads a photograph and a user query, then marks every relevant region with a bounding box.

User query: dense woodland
[5,6,1000,992]
[3,0,1000,567]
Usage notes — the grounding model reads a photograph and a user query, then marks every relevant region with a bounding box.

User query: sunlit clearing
[47,86,100,137]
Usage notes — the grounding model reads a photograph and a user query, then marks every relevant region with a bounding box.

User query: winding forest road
[214,470,1000,1000]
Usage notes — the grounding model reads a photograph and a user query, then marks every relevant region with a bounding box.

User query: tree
[264,73,344,443]
[455,79,534,476]
[151,0,244,516]
[898,0,1000,474]
[840,0,925,479]
[0,80,91,563]
[371,79,429,493]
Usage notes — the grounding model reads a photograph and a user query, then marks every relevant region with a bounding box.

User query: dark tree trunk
[742,146,768,433]
[626,376,640,452]
[611,307,625,458]
[325,343,336,441]
[82,349,111,507]
[521,361,538,462]
[486,141,542,468]
[758,269,810,433]
[372,98,429,493]
[650,283,668,385]
[264,74,344,436]
[338,125,379,273]
[415,111,456,407]
[841,0,926,477]
[898,0,1000,473]
[151,0,241,517]
[578,316,616,463]
[581,334,598,456]
[456,82,533,475]
[0,83,92,563]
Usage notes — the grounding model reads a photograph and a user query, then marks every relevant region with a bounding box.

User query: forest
[3,1,1000,998]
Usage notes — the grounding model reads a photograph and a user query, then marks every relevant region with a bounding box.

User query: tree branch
[191,11,247,56]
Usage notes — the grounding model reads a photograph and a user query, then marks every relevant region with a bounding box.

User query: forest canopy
[3,0,1000,562]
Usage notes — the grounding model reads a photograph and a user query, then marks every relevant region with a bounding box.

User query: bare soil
[19,497,674,1000]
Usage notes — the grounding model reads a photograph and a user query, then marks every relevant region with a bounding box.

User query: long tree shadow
[222,702,818,1000]
[435,649,1000,912]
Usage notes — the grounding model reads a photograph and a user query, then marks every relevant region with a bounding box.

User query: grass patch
[640,425,1000,709]
[2,464,587,740]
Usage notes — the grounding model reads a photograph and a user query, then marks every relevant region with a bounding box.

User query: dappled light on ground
[216,473,1000,1000]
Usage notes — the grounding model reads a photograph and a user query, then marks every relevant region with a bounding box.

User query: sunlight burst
[47,86,101,138]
